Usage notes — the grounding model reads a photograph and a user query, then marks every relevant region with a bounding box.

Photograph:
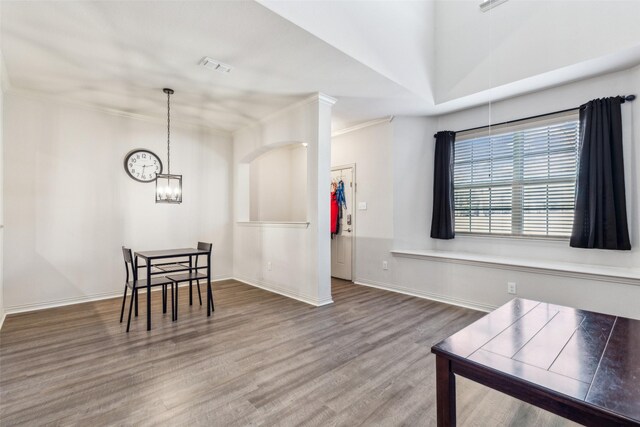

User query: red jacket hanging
[331,191,339,235]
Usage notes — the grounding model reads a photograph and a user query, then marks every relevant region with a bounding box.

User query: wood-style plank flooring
[0,279,577,426]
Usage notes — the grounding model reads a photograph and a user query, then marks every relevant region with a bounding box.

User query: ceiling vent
[480,0,508,12]
[200,57,232,73]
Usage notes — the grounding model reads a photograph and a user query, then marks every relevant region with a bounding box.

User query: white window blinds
[454,112,579,238]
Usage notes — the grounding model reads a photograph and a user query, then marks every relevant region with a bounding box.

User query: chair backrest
[197,241,212,253]
[122,246,136,282]
[195,242,212,268]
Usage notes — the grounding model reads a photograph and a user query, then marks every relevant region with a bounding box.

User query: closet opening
[331,164,355,283]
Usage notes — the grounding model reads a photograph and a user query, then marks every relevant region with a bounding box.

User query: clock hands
[132,164,158,180]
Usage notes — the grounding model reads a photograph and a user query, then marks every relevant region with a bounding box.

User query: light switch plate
[358,202,367,210]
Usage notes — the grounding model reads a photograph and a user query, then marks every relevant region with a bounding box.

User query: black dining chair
[166,241,213,320]
[120,246,175,332]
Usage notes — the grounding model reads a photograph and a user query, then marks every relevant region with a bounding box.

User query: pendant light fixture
[155,88,182,204]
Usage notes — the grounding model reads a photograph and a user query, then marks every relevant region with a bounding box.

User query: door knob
[346,228,352,233]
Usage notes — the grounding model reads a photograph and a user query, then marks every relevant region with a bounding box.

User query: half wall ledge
[236,221,310,228]
[391,249,640,286]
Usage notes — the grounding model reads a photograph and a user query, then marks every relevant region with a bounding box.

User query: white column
[307,94,336,305]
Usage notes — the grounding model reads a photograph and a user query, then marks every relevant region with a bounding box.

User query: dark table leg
[207,252,211,317]
[146,258,151,331]
[171,283,175,321]
[162,285,167,313]
[175,283,179,320]
[436,355,456,427]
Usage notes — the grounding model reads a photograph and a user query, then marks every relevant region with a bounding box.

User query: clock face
[124,149,163,183]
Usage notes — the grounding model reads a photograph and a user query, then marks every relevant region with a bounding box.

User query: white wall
[434,0,640,103]
[331,116,435,286]
[331,119,394,282]
[249,144,307,222]
[3,92,233,312]
[392,116,437,250]
[289,145,308,221]
[335,66,640,320]
[234,94,334,306]
[0,51,4,327]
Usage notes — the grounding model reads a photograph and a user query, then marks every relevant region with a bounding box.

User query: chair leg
[197,280,203,306]
[120,286,128,323]
[189,281,193,306]
[135,289,139,317]
[209,284,215,312]
[126,287,136,332]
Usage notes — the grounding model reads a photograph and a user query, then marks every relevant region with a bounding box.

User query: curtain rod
[434,94,636,138]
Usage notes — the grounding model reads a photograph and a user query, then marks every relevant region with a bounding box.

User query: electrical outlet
[507,282,517,295]
[382,261,388,270]
[267,261,272,271]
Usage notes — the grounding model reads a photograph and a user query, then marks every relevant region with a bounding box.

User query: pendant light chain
[167,89,171,174]
[156,87,181,204]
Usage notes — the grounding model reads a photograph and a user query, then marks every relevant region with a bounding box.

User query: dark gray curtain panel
[431,131,456,239]
[570,97,631,250]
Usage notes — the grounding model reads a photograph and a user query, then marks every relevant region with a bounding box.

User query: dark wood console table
[431,298,640,426]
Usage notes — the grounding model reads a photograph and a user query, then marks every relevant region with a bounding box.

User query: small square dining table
[134,248,212,331]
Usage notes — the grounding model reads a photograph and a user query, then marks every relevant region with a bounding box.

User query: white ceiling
[3,1,640,133]
[0,1,422,132]
[259,0,436,106]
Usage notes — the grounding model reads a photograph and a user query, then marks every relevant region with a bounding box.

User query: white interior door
[331,167,354,281]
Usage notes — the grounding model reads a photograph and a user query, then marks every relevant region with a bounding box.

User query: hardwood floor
[0,279,577,426]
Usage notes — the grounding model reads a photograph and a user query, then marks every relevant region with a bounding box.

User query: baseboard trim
[353,278,496,313]
[233,276,333,307]
[6,291,124,315]
[2,275,487,320]
[4,276,233,316]
[314,297,335,307]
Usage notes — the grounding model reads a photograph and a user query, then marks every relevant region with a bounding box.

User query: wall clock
[124,149,163,183]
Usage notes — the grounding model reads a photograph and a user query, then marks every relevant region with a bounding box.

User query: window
[454,112,579,238]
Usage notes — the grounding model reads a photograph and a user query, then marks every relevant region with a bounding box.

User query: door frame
[331,163,356,282]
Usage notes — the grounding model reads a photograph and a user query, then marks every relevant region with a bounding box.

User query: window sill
[391,249,640,286]
[454,232,569,243]
[236,221,310,229]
